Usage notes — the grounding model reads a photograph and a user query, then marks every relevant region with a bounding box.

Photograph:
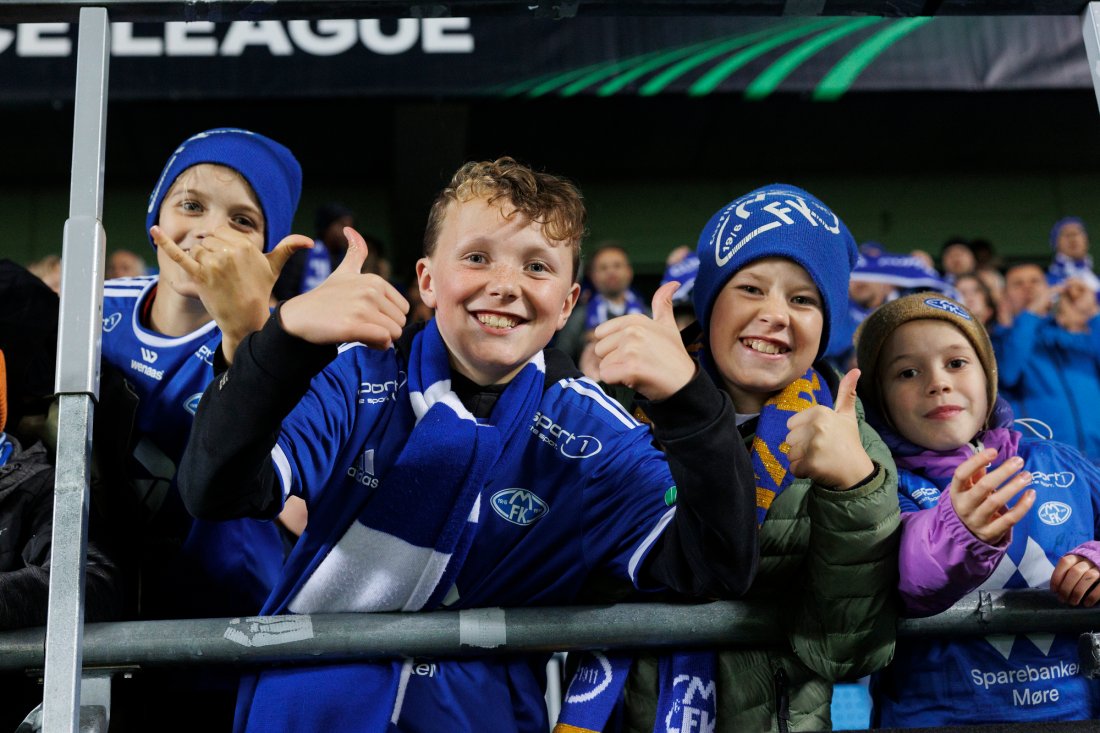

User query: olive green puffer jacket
[621,399,900,733]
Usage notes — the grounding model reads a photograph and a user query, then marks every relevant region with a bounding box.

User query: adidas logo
[346,448,379,488]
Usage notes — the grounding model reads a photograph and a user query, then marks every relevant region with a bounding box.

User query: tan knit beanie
[855,293,997,426]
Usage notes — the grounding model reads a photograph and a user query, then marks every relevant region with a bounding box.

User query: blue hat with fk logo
[692,184,858,359]
[145,127,302,254]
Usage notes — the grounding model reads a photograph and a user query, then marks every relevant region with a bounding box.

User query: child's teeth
[746,339,780,354]
[479,314,517,328]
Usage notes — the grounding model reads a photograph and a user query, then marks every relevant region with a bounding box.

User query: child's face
[416,196,580,386]
[879,320,988,451]
[589,248,632,298]
[156,163,264,299]
[708,258,822,414]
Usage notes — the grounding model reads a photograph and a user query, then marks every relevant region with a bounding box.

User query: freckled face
[708,258,822,414]
[416,197,580,386]
[155,164,264,299]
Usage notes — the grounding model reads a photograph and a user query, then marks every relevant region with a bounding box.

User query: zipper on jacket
[773,667,790,733]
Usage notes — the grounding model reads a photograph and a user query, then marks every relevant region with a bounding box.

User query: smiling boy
[177,158,758,733]
[586,184,899,732]
[99,128,310,620]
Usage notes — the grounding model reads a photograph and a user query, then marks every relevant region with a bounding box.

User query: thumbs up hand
[784,369,876,489]
[152,224,314,361]
[591,281,696,401]
[280,226,409,350]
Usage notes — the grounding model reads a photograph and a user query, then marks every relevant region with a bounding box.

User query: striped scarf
[752,367,832,526]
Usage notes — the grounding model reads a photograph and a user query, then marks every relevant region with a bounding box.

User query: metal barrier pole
[1082,2,1100,113]
[41,7,109,733]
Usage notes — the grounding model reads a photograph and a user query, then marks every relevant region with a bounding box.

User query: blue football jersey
[876,437,1100,725]
[241,342,677,732]
[101,276,285,617]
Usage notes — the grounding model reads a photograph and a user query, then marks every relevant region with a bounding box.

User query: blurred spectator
[106,249,147,279]
[272,202,354,301]
[954,273,996,328]
[968,237,1000,270]
[993,262,1100,460]
[659,247,699,330]
[0,347,123,632]
[939,237,976,283]
[909,248,936,271]
[831,243,953,369]
[26,255,61,294]
[1046,216,1100,292]
[976,265,1006,310]
[584,243,647,331]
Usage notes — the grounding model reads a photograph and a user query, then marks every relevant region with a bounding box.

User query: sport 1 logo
[103,312,122,332]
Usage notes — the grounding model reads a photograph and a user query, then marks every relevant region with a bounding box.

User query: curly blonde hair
[423,158,586,280]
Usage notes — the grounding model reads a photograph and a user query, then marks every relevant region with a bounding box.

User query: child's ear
[415,257,437,309]
[557,282,581,329]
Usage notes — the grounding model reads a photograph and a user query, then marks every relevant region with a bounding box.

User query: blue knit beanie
[692,184,858,359]
[145,128,302,253]
[1050,216,1087,251]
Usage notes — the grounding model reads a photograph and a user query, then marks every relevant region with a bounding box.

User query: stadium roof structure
[0,0,1096,22]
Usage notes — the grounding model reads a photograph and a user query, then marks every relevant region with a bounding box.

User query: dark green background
[4,90,1098,284]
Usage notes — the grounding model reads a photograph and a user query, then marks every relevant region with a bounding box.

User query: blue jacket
[993,312,1100,462]
[874,435,1100,725]
[101,276,285,618]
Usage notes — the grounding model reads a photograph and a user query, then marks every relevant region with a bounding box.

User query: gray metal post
[1082,2,1100,113]
[42,7,109,733]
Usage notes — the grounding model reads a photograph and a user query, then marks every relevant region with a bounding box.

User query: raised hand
[785,369,875,489]
[280,226,409,350]
[591,281,696,401]
[948,448,1034,544]
[1051,554,1100,607]
[153,224,313,359]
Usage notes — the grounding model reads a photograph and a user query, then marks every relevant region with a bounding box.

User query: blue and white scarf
[1047,252,1100,292]
[241,320,547,733]
[585,290,647,331]
[286,318,547,615]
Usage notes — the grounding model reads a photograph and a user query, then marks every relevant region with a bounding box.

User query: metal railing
[2,589,1100,672]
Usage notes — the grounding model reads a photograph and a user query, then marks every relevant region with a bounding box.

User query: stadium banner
[0,15,1089,101]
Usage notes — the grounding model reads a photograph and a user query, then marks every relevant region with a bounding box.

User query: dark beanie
[692,184,857,358]
[1050,216,1087,250]
[855,293,997,427]
[145,128,302,253]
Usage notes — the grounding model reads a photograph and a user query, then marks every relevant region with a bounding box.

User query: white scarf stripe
[288,521,451,614]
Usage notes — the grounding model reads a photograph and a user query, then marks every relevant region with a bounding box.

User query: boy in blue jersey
[176,157,760,733]
[100,127,312,618]
[856,293,1100,724]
